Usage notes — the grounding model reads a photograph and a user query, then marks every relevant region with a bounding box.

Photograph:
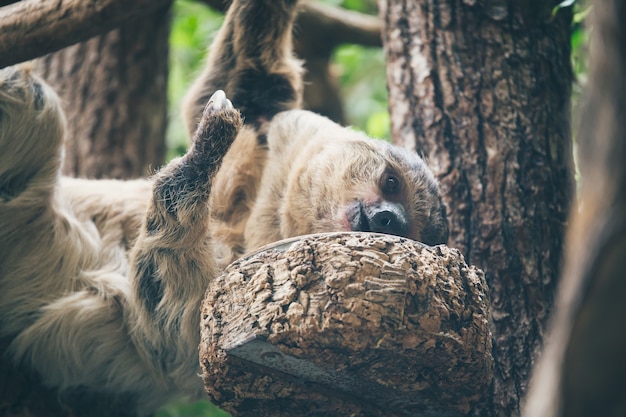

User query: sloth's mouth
[345,200,409,237]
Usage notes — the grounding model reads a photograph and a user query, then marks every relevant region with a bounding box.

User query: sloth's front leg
[129,91,242,383]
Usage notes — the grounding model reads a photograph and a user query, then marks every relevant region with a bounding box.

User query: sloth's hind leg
[129,91,242,384]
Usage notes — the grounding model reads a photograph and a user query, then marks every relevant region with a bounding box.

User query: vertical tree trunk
[35,4,171,179]
[379,1,574,416]
[524,0,626,416]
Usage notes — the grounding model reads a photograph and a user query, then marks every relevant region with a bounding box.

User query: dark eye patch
[381,173,401,195]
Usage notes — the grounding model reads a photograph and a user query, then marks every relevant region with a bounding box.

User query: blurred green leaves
[167,0,222,159]
[156,399,230,417]
[571,2,591,96]
[333,44,390,140]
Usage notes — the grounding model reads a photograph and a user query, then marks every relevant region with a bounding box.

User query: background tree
[0,0,173,179]
[35,6,171,179]
[524,0,626,415]
[379,1,574,416]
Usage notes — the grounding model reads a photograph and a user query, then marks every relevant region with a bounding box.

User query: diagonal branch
[296,1,382,51]
[0,0,171,69]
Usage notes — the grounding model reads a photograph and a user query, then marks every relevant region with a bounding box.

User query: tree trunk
[524,0,626,416]
[378,1,574,416]
[35,4,171,179]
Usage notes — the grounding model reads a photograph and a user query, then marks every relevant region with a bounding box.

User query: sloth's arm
[129,92,241,359]
[183,0,303,135]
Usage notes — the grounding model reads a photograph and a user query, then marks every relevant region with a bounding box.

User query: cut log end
[200,232,493,416]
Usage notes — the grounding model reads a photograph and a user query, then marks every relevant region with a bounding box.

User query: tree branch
[296,1,382,51]
[0,0,171,69]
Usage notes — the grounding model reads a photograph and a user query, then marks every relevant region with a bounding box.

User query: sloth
[183,3,448,267]
[0,0,447,415]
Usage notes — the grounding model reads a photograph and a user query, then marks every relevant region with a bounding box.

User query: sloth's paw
[191,90,243,162]
[0,65,61,129]
[198,90,242,132]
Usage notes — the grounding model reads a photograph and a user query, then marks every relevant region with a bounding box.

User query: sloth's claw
[206,90,233,113]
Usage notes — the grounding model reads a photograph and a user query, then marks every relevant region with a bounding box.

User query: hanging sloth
[0,0,448,414]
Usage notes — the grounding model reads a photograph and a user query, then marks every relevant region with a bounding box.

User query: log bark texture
[34,5,171,179]
[378,1,574,416]
[523,1,626,416]
[0,0,171,69]
[200,233,492,417]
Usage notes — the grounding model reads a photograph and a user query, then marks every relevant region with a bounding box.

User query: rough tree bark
[523,1,626,416]
[33,4,171,179]
[379,1,574,416]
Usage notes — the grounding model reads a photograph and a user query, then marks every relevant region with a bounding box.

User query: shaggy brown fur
[0,0,447,414]
[182,1,448,267]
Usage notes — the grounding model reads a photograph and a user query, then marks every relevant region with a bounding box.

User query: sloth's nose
[369,207,407,236]
[346,200,409,237]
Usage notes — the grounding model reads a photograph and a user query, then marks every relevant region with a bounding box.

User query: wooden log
[200,233,493,416]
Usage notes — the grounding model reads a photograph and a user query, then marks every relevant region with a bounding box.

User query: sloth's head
[280,129,449,246]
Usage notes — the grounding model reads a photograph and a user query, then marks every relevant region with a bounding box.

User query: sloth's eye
[383,174,400,195]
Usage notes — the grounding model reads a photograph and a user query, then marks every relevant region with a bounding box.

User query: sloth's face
[282,138,449,246]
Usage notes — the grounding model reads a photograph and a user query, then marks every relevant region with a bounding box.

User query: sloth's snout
[369,207,406,235]
[346,200,409,237]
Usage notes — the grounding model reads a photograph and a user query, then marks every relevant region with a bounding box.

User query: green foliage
[571,2,591,96]
[156,400,230,417]
[167,0,222,159]
[332,44,390,140]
